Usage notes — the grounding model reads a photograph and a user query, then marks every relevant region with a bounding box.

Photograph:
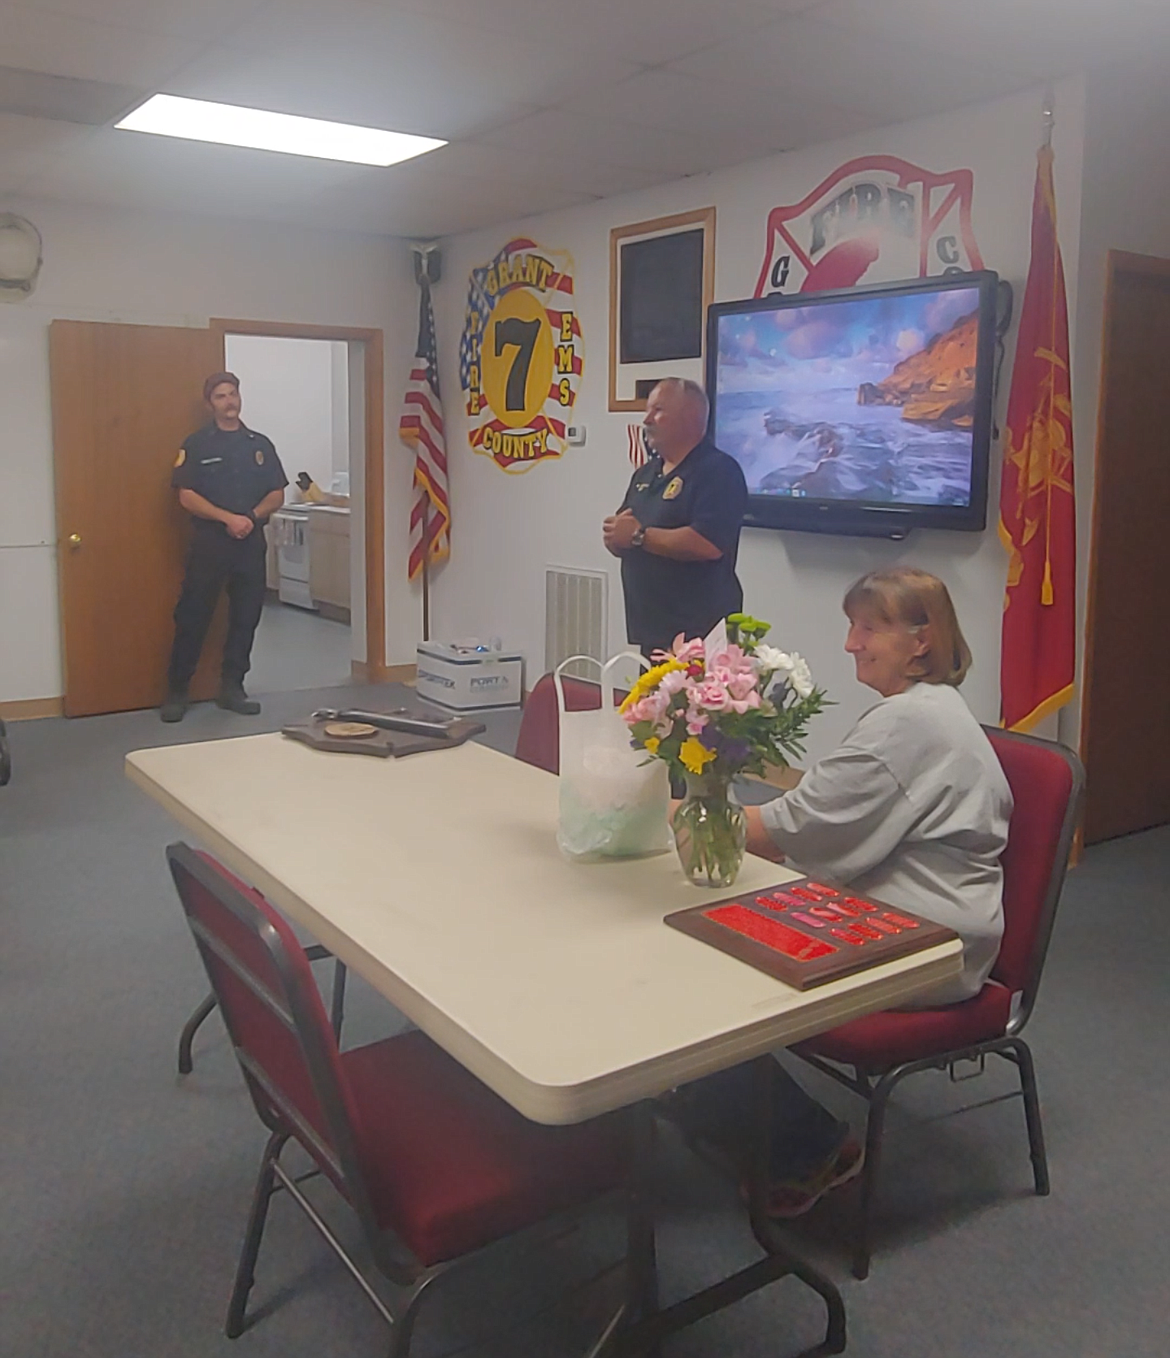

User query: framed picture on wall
[608,206,716,412]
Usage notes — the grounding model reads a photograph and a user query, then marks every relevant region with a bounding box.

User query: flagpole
[420,492,431,643]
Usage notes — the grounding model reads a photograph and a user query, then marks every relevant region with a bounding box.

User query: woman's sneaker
[757,1137,865,1219]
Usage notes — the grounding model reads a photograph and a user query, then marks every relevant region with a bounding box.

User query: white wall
[1064,56,1170,745]
[223,334,348,496]
[0,198,419,703]
[432,81,1086,761]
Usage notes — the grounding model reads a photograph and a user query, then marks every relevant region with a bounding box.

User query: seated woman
[681,566,1013,1217]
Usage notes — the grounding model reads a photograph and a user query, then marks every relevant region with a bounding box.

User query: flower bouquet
[619,614,828,887]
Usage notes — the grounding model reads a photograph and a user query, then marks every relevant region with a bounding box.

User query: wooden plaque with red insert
[665,877,956,990]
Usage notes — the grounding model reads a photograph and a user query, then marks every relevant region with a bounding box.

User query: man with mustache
[604,377,747,659]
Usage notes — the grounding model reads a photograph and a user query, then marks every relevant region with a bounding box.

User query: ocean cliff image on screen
[713,287,981,507]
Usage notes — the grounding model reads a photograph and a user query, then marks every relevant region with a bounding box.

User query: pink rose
[694,679,731,711]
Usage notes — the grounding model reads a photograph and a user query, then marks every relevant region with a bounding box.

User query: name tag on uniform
[200,456,223,465]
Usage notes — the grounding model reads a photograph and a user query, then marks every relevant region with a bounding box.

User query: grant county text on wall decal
[459,238,583,473]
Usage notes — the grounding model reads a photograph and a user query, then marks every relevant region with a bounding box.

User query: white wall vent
[545,567,607,680]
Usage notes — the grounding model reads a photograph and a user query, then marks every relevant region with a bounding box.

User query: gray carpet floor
[2,685,1167,1357]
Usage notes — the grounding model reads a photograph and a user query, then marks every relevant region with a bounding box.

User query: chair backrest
[513,672,603,774]
[982,727,1084,1029]
[166,843,380,1236]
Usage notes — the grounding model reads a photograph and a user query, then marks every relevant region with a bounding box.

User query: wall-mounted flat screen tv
[707,271,999,538]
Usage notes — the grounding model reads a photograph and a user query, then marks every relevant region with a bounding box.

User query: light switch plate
[566,424,586,446]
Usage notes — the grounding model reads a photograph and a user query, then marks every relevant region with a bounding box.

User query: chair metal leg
[226,1131,287,1338]
[177,992,218,1075]
[330,960,348,1042]
[385,1274,441,1358]
[852,1067,899,1281]
[1005,1037,1050,1195]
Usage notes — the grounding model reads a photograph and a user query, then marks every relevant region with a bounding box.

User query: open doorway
[210,317,388,694]
[224,333,355,694]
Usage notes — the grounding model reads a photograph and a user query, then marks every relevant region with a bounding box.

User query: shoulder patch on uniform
[663,476,683,500]
[255,449,265,465]
[174,449,185,468]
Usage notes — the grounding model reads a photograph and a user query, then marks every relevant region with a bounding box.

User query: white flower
[754,644,793,676]
[788,653,814,699]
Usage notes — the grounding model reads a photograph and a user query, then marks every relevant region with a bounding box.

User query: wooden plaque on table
[665,876,957,991]
[281,713,486,759]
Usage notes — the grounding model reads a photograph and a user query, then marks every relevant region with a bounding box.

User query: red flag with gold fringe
[998,144,1076,732]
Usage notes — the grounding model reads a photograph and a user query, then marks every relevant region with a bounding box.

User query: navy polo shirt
[618,436,748,651]
[172,422,288,533]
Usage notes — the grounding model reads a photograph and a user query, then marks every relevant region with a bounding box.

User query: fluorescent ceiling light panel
[116,93,446,167]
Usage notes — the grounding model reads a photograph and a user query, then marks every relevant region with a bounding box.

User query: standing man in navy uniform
[160,372,287,722]
[603,377,748,658]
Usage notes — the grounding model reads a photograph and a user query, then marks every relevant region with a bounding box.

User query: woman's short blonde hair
[843,566,972,686]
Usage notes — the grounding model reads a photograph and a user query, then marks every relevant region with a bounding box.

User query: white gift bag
[555,654,671,861]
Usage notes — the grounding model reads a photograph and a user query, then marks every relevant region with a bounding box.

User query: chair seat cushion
[794,982,1014,1073]
[340,1032,625,1267]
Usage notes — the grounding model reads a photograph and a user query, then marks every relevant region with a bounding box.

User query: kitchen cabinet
[308,506,350,622]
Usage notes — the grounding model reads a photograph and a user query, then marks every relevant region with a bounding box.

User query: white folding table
[127,733,963,1354]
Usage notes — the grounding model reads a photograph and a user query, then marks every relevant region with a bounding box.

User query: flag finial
[1042,86,1055,148]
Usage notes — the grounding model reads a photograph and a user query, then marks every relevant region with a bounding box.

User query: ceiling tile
[17,123,383,214]
[293,162,596,237]
[171,3,640,135]
[0,3,202,87]
[426,140,674,198]
[381,0,821,65]
[0,110,96,193]
[477,107,771,178]
[12,0,269,42]
[669,14,1034,125]
[813,0,1170,80]
[560,67,870,151]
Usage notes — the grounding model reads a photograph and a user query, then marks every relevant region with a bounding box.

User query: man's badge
[255,449,265,465]
[173,449,185,468]
[663,477,683,500]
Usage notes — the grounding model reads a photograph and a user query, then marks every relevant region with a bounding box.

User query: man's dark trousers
[167,529,266,692]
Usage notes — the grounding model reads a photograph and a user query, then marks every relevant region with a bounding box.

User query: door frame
[1078,249,1170,834]
[209,318,394,681]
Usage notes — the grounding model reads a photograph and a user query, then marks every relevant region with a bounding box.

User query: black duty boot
[216,683,261,716]
[160,692,189,723]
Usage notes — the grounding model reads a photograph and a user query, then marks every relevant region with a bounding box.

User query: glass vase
[671,772,747,888]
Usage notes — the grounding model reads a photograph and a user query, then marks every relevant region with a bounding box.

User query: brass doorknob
[68,533,82,547]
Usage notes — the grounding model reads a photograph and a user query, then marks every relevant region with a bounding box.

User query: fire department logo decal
[459,237,583,473]
[754,154,984,298]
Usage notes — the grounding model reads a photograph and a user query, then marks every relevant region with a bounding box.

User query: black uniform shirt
[618,436,749,650]
[172,423,288,533]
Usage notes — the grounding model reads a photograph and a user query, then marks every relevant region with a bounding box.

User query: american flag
[627,423,649,468]
[399,278,450,581]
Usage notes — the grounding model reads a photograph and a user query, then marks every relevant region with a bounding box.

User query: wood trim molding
[608,206,717,413]
[351,662,416,685]
[0,696,64,720]
[209,319,386,674]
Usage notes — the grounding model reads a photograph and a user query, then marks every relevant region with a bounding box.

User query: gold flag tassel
[1041,557,1054,606]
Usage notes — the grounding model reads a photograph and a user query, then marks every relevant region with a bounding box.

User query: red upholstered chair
[513,671,603,775]
[177,947,345,1074]
[166,843,626,1356]
[793,726,1084,1279]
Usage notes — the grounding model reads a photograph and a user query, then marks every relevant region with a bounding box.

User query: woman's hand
[743,804,786,862]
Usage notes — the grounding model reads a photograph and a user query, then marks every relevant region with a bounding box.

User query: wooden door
[51,320,226,716]
[1082,252,1170,841]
